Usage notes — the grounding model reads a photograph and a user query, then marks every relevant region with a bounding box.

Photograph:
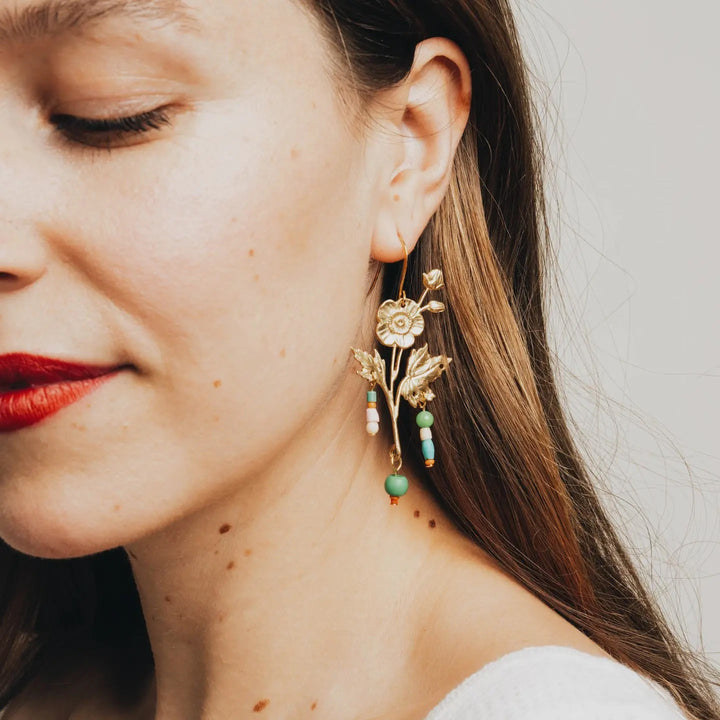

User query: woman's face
[0,0,385,556]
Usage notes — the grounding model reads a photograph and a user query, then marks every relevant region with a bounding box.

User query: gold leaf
[398,344,452,408]
[351,347,386,386]
[422,269,444,290]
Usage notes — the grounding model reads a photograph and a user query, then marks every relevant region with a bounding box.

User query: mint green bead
[384,473,408,497]
[416,410,434,428]
[421,439,435,460]
[367,390,377,402]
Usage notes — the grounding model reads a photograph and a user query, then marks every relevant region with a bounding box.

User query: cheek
[0,87,373,556]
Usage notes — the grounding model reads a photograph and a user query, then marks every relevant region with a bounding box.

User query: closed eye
[49,107,173,149]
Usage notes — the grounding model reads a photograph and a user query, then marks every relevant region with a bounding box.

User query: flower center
[390,313,410,333]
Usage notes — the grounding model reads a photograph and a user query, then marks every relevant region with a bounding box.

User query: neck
[124,374,475,720]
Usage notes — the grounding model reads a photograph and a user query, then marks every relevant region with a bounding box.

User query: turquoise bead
[384,473,408,497]
[421,439,435,460]
[367,390,377,402]
[416,410,434,428]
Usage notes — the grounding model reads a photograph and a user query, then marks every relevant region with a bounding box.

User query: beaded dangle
[366,389,380,435]
[350,233,452,505]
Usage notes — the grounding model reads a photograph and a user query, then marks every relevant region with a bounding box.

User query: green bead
[367,390,377,402]
[416,410,434,428]
[384,473,408,497]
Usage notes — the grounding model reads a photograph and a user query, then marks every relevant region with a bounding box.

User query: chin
[0,491,144,560]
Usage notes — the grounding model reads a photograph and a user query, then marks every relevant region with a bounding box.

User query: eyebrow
[0,0,199,43]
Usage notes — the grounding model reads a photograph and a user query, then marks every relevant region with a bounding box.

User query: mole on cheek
[164,595,172,603]
[428,519,436,528]
[213,379,222,388]
[226,561,235,570]
[413,510,420,518]
[219,523,232,534]
[253,699,270,712]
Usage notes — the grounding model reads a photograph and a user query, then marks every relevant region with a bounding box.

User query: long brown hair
[1,1,718,718]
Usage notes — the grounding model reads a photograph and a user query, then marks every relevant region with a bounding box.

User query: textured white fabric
[423,645,687,719]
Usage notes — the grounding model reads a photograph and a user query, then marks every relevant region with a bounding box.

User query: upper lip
[0,353,123,389]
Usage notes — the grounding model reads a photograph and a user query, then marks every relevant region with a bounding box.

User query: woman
[0,0,717,718]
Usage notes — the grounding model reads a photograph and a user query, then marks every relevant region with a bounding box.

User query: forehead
[0,0,327,48]
[0,0,200,42]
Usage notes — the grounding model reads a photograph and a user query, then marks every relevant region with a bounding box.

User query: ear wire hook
[397,232,408,302]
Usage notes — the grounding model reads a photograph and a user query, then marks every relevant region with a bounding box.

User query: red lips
[0,353,125,432]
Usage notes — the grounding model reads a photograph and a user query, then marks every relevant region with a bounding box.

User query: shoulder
[423,645,688,720]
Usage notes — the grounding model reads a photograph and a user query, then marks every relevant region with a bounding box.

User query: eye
[49,107,173,149]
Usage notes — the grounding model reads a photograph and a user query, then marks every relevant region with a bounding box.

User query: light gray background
[512,2,719,669]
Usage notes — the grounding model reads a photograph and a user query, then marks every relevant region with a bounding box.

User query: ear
[369,37,472,263]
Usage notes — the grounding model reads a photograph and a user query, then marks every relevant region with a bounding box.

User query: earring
[350,233,452,505]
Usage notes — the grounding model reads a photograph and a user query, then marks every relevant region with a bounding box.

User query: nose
[0,231,48,292]
[0,105,50,292]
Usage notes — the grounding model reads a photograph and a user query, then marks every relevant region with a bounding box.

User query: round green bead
[416,410,434,428]
[384,473,408,497]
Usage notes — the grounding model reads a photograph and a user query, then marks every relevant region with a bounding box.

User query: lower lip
[0,370,123,433]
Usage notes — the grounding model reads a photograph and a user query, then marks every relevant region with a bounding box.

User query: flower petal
[410,313,425,336]
[377,299,400,323]
[395,332,416,349]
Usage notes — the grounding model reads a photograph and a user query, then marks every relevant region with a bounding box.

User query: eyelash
[49,107,173,150]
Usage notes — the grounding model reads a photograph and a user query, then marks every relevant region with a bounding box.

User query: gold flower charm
[376,298,425,349]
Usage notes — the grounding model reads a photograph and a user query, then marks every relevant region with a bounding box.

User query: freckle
[214,550,219,555]
[114,504,121,512]
[413,510,420,518]
[164,595,171,603]
[218,612,225,622]
[248,248,255,257]
[393,194,400,202]
[279,348,286,358]
[253,699,270,712]
[428,519,436,528]
[312,101,317,109]
[213,379,222,388]
[291,146,300,159]
[311,701,318,710]
[253,274,260,282]
[244,548,253,557]
[213,415,220,422]
[219,523,232,534]
[226,561,235,570]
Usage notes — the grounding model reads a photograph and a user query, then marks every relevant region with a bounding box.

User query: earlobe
[369,37,472,264]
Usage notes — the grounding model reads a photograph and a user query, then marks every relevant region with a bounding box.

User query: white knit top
[423,645,687,719]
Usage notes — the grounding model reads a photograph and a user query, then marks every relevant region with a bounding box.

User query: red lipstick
[0,353,126,432]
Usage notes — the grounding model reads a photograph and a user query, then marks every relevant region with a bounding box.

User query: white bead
[366,408,380,422]
[419,427,433,440]
[366,422,379,435]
